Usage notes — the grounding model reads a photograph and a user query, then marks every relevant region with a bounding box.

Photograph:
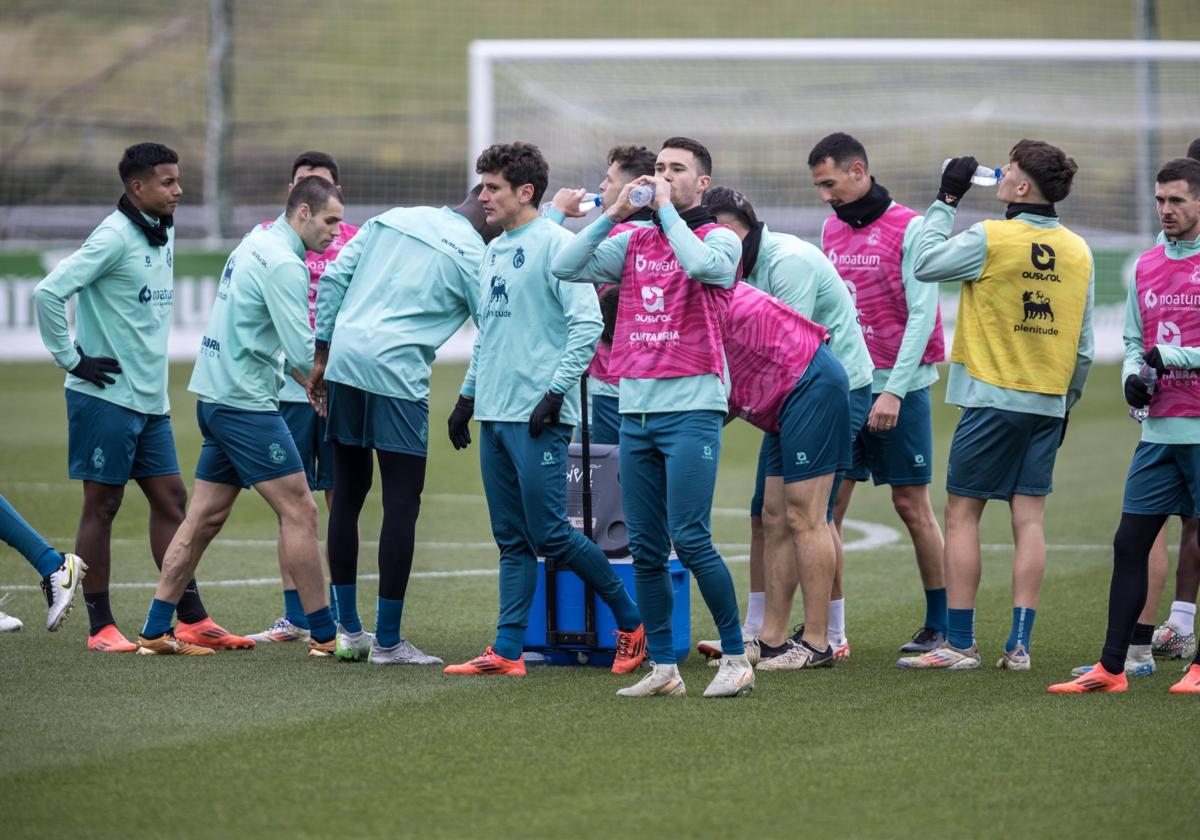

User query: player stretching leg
[307,184,498,665]
[34,143,248,653]
[695,187,870,664]
[900,141,1094,671]
[134,177,343,657]
[1050,158,1200,694]
[0,494,86,631]
[809,133,948,655]
[250,152,358,646]
[443,143,644,678]
[554,138,751,698]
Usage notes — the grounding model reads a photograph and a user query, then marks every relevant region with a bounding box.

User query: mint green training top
[746,225,874,392]
[316,206,486,403]
[188,216,314,411]
[911,201,1095,418]
[460,215,601,427]
[1124,233,1200,445]
[820,209,940,397]
[550,204,740,415]
[34,209,174,415]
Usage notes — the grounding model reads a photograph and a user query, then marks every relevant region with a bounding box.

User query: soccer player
[1050,157,1200,694]
[442,142,645,678]
[0,493,86,631]
[900,141,1094,671]
[249,151,358,646]
[305,183,498,665]
[134,176,344,656]
[33,142,249,653]
[552,138,753,698]
[696,187,871,664]
[808,133,948,655]
[544,145,658,445]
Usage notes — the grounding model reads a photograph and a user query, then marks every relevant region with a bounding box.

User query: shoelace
[39,577,54,607]
[614,630,633,658]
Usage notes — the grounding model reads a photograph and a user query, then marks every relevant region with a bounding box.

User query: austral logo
[641,285,665,313]
[1023,242,1060,282]
[1030,243,1056,271]
[513,247,525,269]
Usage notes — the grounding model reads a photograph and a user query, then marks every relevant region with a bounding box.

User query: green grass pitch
[0,360,1194,838]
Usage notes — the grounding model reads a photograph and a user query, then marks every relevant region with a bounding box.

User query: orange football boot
[612,625,647,674]
[1047,663,1128,694]
[1169,663,1200,694]
[87,623,137,653]
[443,646,526,676]
[175,617,255,650]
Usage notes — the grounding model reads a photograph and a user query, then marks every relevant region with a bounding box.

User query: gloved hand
[69,345,121,388]
[1124,374,1151,409]
[447,395,475,450]
[938,156,979,206]
[1144,346,1169,377]
[528,390,564,438]
[1058,411,1069,449]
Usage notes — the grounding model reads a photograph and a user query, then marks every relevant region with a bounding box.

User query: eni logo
[1030,243,1056,271]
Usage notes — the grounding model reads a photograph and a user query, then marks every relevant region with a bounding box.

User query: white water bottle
[942,159,1001,187]
[1130,363,1157,423]
[628,184,656,208]
[577,192,601,213]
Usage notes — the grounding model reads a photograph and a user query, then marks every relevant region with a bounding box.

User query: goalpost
[468,38,1200,247]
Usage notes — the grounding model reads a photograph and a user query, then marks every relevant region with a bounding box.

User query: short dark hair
[661,137,712,176]
[1009,139,1077,203]
[475,142,549,206]
[291,150,339,185]
[286,175,341,217]
[607,145,656,180]
[118,143,178,186]
[807,132,868,170]
[1187,138,1200,162]
[702,186,758,229]
[1156,157,1200,197]
[469,182,484,198]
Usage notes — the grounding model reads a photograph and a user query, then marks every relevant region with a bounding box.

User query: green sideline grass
[0,361,1194,838]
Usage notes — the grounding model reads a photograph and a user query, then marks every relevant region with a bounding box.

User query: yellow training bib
[951,219,1091,395]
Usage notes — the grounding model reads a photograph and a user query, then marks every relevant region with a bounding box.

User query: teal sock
[1006,607,1036,653]
[283,589,309,629]
[375,597,404,648]
[924,588,948,635]
[141,598,176,638]
[333,584,360,633]
[947,608,974,650]
[328,583,338,624]
[306,607,335,643]
[492,628,524,661]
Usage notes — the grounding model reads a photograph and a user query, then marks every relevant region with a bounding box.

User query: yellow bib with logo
[951,219,1091,395]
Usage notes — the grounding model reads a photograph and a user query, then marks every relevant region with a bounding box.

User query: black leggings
[1101,512,1168,674]
[327,442,426,601]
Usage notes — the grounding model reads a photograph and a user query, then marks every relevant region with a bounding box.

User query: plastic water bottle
[577,193,601,213]
[1130,363,1157,423]
[628,184,656,208]
[942,159,1001,187]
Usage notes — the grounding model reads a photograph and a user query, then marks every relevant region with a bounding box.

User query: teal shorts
[844,387,934,487]
[325,381,429,457]
[1122,442,1200,518]
[946,407,1062,501]
[280,401,335,491]
[66,390,179,485]
[195,402,304,488]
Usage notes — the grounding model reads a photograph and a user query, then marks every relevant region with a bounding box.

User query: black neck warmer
[1005,202,1057,220]
[117,194,172,247]
[832,180,892,229]
[741,222,765,276]
[656,203,718,232]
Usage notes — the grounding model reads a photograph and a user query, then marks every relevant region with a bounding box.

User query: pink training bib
[1136,244,1200,417]
[585,221,642,386]
[609,223,733,381]
[823,204,944,368]
[260,219,358,329]
[724,283,829,432]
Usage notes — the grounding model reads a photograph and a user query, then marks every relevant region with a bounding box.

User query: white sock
[1128,644,1152,661]
[828,598,846,645]
[1167,601,1197,636]
[742,592,765,636]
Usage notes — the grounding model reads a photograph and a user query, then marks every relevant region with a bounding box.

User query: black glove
[447,395,474,450]
[69,345,121,388]
[1144,346,1169,377]
[1058,411,1069,449]
[527,390,564,438]
[1124,374,1151,409]
[938,156,979,206]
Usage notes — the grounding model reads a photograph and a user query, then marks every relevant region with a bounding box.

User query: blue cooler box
[523,555,691,667]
